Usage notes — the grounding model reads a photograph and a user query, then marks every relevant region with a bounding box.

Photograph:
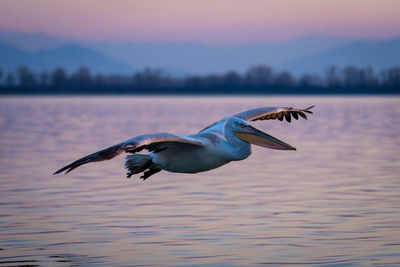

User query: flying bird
[54,106,314,179]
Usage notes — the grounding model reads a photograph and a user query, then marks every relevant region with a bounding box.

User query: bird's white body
[151,124,251,173]
[54,106,314,179]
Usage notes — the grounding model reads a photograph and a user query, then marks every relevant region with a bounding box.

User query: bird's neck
[223,127,251,161]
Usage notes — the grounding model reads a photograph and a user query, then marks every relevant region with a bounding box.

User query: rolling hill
[0,30,399,76]
[0,42,135,74]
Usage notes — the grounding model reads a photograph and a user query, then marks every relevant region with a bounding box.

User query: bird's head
[224,116,297,151]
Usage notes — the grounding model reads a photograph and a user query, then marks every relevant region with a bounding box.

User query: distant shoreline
[1,65,399,95]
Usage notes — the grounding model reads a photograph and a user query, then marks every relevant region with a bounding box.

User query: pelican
[54,105,314,179]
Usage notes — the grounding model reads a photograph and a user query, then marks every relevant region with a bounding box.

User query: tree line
[0,65,399,94]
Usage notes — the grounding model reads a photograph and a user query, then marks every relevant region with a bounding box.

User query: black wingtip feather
[298,112,307,120]
[53,155,93,175]
[53,165,71,175]
[304,105,315,113]
[300,105,315,115]
[53,162,79,175]
[291,111,299,120]
[284,112,291,122]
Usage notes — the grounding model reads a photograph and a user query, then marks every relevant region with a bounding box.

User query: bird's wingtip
[306,105,315,111]
[53,165,70,175]
[53,170,62,175]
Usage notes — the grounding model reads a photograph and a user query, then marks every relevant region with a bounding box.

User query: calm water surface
[0,96,399,266]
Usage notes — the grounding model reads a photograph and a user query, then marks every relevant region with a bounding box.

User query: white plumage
[54,105,314,180]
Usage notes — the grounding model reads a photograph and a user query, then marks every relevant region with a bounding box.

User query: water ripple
[0,96,399,266]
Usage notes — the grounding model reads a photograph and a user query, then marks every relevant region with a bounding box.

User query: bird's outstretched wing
[198,105,315,133]
[234,105,315,123]
[53,133,204,175]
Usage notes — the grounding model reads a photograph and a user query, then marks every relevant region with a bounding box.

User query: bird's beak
[234,125,297,151]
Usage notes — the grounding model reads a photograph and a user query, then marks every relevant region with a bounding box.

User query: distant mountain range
[0,30,399,76]
[89,36,349,76]
[0,42,134,74]
[282,38,400,74]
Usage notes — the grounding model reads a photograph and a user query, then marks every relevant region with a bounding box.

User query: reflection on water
[0,96,399,266]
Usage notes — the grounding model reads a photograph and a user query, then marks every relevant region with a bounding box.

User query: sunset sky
[1,0,400,43]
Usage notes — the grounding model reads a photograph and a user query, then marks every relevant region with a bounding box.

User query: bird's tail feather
[125,154,160,180]
[125,154,152,176]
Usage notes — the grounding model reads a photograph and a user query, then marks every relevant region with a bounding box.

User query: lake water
[0,96,399,266]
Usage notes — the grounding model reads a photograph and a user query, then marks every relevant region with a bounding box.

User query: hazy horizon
[1,28,395,46]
